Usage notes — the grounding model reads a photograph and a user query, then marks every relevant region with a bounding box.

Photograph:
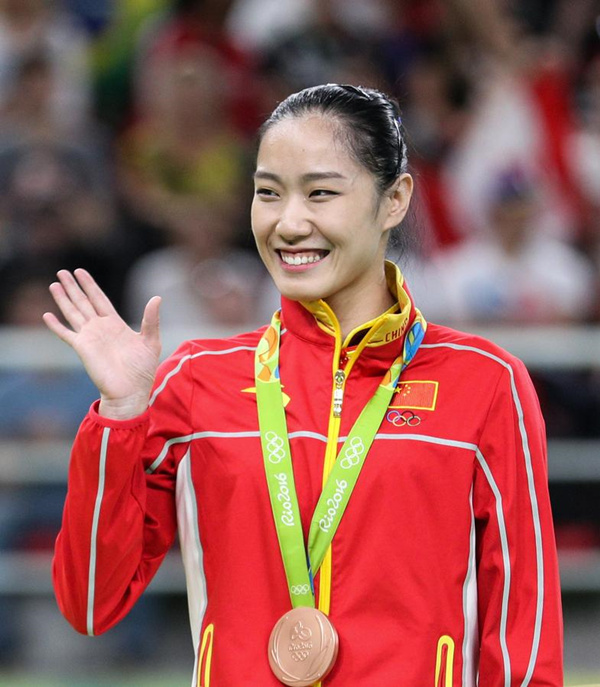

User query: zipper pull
[333,369,345,417]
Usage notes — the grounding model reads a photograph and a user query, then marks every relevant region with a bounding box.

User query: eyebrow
[253,170,347,183]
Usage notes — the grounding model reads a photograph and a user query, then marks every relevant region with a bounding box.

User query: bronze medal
[268,607,339,686]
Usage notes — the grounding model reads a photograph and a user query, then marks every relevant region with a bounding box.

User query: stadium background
[0,0,599,684]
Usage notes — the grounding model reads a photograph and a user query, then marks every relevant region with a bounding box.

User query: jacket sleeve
[473,356,563,686]
[52,344,194,636]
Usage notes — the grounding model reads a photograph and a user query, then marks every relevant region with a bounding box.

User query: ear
[383,173,414,232]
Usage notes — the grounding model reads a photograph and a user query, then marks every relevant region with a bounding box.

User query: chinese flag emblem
[390,381,439,411]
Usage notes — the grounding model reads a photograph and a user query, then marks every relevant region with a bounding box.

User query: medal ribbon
[256,308,426,608]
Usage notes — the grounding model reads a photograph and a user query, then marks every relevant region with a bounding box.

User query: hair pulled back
[259,83,408,196]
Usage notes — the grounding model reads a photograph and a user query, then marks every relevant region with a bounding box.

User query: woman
[44,84,563,686]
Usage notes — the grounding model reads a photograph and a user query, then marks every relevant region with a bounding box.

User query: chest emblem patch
[389,380,439,411]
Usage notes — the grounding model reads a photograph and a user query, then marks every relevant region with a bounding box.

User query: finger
[42,311,77,346]
[73,268,118,317]
[56,270,98,320]
[48,281,87,331]
[140,296,162,351]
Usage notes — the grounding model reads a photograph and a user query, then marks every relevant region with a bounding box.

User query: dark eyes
[254,188,339,200]
[309,189,338,198]
[255,187,278,198]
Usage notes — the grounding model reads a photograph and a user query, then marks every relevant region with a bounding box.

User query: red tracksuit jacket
[53,265,563,686]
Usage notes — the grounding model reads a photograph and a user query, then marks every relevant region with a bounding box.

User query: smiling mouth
[278,249,330,266]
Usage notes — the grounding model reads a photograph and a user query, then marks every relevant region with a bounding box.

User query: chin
[276,280,330,304]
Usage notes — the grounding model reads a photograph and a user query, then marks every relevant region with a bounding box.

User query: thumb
[140,296,162,351]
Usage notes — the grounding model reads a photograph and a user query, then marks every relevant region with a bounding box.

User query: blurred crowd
[0,0,598,333]
[0,0,600,671]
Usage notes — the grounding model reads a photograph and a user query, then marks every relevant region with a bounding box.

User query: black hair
[259,83,408,195]
[258,83,412,253]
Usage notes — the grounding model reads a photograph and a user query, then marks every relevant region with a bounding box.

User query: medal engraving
[268,607,339,686]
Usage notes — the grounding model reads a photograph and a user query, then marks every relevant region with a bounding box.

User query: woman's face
[251,114,410,309]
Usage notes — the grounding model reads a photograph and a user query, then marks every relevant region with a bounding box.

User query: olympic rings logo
[290,584,311,596]
[339,436,365,469]
[386,410,421,427]
[265,431,286,464]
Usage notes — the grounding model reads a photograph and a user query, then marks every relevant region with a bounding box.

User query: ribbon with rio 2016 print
[255,309,426,609]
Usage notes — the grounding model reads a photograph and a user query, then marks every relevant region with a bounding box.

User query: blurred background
[0,0,599,684]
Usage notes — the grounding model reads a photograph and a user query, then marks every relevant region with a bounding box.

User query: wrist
[99,394,150,420]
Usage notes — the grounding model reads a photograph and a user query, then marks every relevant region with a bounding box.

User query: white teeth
[281,252,326,265]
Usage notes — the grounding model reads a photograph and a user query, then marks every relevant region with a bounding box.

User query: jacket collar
[280,261,418,353]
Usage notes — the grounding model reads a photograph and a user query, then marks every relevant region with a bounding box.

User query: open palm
[43,269,162,419]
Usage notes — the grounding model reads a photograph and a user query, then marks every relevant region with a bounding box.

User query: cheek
[250,204,267,244]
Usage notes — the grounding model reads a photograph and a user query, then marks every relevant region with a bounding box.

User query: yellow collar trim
[301,261,413,349]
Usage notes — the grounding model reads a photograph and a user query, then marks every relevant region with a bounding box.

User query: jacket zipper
[317,323,371,616]
[317,347,346,618]
[315,307,386,685]
[314,342,345,687]
[333,369,345,417]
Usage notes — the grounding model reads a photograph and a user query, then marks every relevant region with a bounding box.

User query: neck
[325,278,395,341]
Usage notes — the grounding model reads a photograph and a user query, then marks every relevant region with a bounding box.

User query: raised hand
[43,269,162,420]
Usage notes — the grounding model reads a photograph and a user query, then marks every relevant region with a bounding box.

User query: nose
[275,196,313,243]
